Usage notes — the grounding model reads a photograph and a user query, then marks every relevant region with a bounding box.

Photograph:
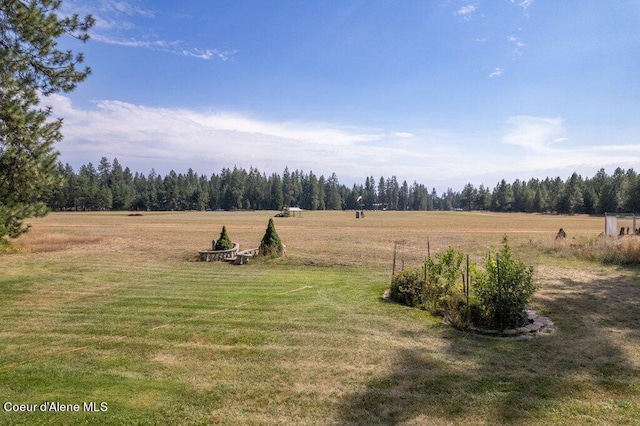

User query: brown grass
[14,234,103,253]
[14,210,604,267]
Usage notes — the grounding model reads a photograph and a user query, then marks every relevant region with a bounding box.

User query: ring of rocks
[382,290,556,338]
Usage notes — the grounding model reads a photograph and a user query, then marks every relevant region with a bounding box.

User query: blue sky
[51,0,640,191]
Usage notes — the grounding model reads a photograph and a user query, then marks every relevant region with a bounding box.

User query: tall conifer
[0,0,93,238]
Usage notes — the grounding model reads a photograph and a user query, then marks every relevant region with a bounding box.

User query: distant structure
[356,196,364,219]
[275,206,303,218]
[605,213,638,237]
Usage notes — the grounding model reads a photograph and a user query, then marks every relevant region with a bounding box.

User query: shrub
[390,247,471,328]
[423,247,465,315]
[388,240,536,332]
[214,226,233,251]
[259,218,283,256]
[390,267,424,307]
[472,240,536,330]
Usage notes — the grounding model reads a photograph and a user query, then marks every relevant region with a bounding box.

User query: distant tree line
[45,157,640,215]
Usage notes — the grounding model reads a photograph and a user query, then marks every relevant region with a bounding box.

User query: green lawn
[1,212,639,424]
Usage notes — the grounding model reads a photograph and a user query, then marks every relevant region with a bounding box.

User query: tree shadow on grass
[337,269,640,424]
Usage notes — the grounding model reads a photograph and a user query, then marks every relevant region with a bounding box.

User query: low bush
[472,240,536,330]
[389,267,424,307]
[389,240,536,331]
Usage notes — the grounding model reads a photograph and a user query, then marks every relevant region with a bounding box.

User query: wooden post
[392,242,397,277]
[466,254,470,322]
[496,253,502,331]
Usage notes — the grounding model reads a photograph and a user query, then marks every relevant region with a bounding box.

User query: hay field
[1,211,639,424]
[12,210,605,266]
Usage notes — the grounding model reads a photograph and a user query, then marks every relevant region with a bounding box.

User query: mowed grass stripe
[1,261,394,424]
[0,262,333,371]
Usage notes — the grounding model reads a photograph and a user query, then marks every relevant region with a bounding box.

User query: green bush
[472,240,536,330]
[259,218,283,256]
[389,241,536,331]
[390,267,424,307]
[214,226,233,251]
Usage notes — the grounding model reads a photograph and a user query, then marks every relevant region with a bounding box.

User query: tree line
[45,158,640,215]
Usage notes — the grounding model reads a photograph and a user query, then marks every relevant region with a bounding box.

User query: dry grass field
[1,211,639,424]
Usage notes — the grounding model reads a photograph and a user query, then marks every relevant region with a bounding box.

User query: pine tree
[0,0,93,239]
[259,218,283,256]
[214,226,233,251]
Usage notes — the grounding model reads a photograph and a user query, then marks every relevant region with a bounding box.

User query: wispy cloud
[488,67,503,78]
[100,1,155,18]
[44,95,640,189]
[64,0,234,61]
[455,4,477,20]
[91,33,237,60]
[502,116,565,152]
[508,35,525,48]
[510,0,534,17]
[514,0,534,11]
[508,35,525,57]
[393,132,414,138]
[48,95,448,182]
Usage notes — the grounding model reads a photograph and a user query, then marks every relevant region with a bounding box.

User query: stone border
[198,243,239,262]
[468,310,556,338]
[382,290,555,338]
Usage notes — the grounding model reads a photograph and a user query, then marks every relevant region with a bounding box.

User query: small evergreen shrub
[259,218,283,256]
[214,226,233,251]
[472,240,536,329]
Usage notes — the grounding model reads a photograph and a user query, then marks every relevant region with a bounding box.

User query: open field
[1,211,639,424]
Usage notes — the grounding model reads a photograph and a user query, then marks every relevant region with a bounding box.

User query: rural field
[1,211,639,424]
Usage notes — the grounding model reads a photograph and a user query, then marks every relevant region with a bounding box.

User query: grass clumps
[259,218,284,256]
[549,235,640,266]
[390,239,536,331]
[214,225,233,250]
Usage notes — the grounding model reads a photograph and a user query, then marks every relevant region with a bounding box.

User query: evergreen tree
[0,1,92,238]
[214,225,233,250]
[269,173,284,210]
[259,218,283,256]
[461,183,477,211]
[398,180,409,211]
[363,176,376,209]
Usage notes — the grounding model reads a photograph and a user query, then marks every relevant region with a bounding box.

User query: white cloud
[488,67,503,78]
[456,5,476,16]
[518,0,534,10]
[393,132,414,138]
[502,116,564,152]
[455,4,478,20]
[46,95,506,186]
[508,36,525,48]
[47,95,433,180]
[64,0,232,61]
[101,1,155,18]
[43,95,640,189]
[510,0,534,10]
